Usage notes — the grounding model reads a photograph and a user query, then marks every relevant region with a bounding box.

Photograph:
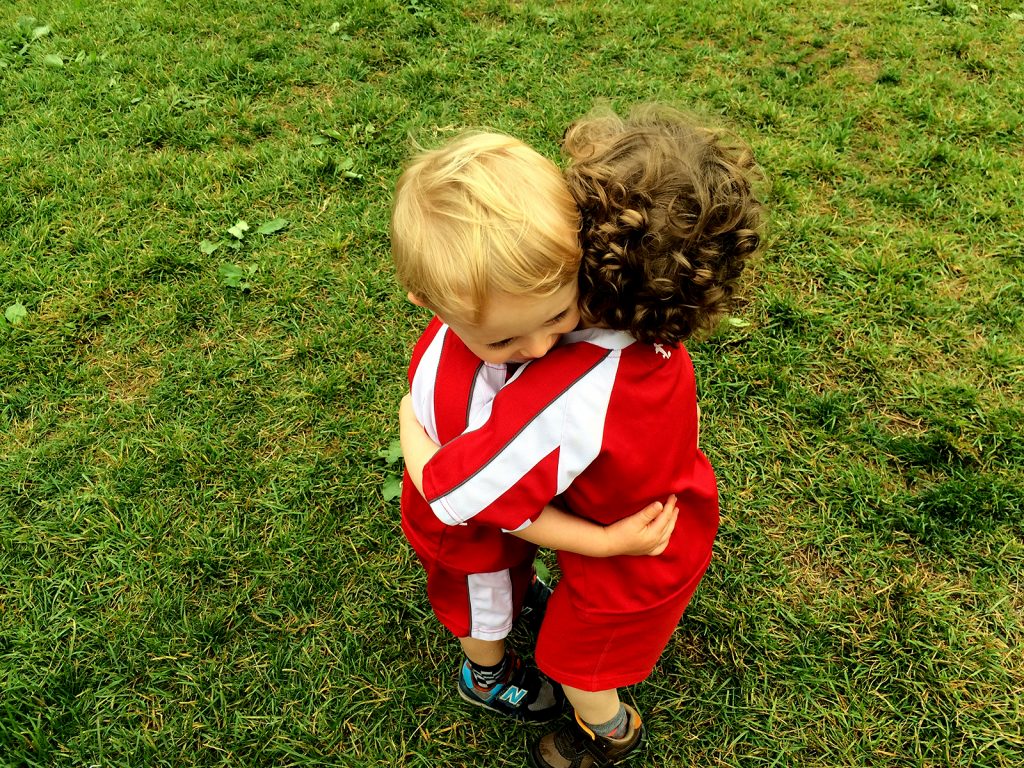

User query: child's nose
[519,334,557,360]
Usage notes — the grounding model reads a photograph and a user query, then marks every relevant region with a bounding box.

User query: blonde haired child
[392,130,679,722]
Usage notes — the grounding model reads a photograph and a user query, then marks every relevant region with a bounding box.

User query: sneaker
[518,571,553,637]
[527,705,644,768]
[457,650,566,722]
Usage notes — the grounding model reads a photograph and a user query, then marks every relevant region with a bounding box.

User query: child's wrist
[599,527,616,558]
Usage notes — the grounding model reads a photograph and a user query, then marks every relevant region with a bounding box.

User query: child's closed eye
[488,338,515,349]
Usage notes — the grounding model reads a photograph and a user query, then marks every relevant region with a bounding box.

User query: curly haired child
[401,104,764,766]
[392,131,681,723]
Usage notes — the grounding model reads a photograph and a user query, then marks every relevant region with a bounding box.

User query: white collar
[561,327,636,350]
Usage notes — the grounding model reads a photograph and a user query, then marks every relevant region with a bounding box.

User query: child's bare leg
[563,685,621,725]
[459,636,505,666]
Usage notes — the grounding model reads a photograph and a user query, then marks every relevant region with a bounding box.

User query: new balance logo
[497,685,528,706]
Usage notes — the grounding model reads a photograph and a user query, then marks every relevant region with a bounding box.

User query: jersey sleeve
[408,318,509,447]
[422,343,619,530]
[407,318,446,444]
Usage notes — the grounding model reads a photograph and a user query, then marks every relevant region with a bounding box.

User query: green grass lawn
[2,0,1022,765]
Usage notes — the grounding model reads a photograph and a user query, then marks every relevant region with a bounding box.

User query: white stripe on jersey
[430,351,622,526]
[411,323,509,442]
[465,362,506,432]
[557,356,619,492]
[410,324,447,444]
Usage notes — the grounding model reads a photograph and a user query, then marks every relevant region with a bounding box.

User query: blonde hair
[391,132,581,323]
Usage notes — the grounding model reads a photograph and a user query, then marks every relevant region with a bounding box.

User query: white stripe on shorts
[467,569,514,640]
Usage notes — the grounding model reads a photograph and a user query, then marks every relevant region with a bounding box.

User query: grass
[1,0,1022,765]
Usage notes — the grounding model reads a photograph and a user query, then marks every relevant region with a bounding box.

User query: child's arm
[400,395,676,557]
[510,496,677,557]
[399,392,440,494]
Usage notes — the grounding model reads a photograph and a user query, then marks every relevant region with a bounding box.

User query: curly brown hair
[564,105,765,344]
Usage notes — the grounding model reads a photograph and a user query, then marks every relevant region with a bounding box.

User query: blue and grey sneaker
[457,650,566,722]
[518,571,553,637]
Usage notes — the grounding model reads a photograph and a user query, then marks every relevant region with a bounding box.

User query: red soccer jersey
[401,318,537,575]
[421,328,720,619]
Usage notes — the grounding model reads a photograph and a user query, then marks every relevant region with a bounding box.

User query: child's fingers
[635,495,675,530]
[651,508,672,535]
[646,496,679,555]
[637,500,663,522]
[665,503,679,531]
[652,496,677,529]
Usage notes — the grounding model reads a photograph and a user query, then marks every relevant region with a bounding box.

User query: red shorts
[417,553,536,640]
[535,558,709,691]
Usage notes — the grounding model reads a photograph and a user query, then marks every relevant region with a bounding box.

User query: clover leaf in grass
[10,17,51,56]
[203,217,286,258]
[378,440,404,501]
[5,303,28,325]
[219,263,257,291]
[227,220,249,240]
[382,477,403,502]
[318,128,346,142]
[256,218,288,235]
[336,156,363,180]
[378,440,403,465]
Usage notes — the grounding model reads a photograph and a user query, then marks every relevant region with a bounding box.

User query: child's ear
[407,292,428,307]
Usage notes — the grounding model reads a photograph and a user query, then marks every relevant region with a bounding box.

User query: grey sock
[586,704,630,739]
[528,677,557,712]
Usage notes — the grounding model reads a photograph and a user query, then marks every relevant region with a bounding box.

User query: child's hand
[606,494,678,556]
